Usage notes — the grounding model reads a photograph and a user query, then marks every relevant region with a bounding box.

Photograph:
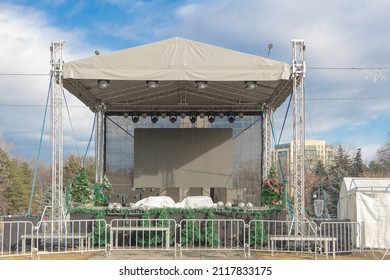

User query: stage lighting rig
[244,81,257,90]
[146,81,158,88]
[189,113,197,124]
[132,115,139,123]
[208,114,215,123]
[151,114,158,123]
[228,113,235,123]
[195,81,208,89]
[97,80,110,89]
[169,114,177,123]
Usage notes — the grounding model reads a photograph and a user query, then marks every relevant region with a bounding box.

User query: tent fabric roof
[340,177,390,198]
[63,37,293,113]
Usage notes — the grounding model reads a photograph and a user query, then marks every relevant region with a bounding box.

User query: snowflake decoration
[363,69,389,83]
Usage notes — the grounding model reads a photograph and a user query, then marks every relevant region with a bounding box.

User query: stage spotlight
[146,81,158,89]
[190,114,197,124]
[195,81,208,89]
[238,112,244,118]
[180,112,186,119]
[132,115,139,123]
[244,81,257,90]
[208,115,215,123]
[169,114,177,123]
[142,112,148,118]
[199,112,205,118]
[123,112,129,118]
[228,114,235,123]
[219,112,224,119]
[97,80,110,89]
[151,114,158,123]
[160,112,167,119]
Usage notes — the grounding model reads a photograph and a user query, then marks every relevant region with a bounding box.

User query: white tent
[338,177,390,248]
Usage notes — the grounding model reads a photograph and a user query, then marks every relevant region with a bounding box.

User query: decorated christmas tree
[261,166,285,207]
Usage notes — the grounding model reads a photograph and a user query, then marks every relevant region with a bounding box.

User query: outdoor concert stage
[62,37,294,206]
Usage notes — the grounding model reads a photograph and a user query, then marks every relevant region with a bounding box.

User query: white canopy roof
[63,37,293,113]
[339,177,390,199]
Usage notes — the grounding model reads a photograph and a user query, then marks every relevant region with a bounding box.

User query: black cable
[106,116,134,139]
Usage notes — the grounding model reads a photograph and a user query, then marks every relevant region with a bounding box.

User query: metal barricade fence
[248,220,319,257]
[108,218,177,257]
[179,219,246,256]
[0,221,35,258]
[319,221,361,255]
[35,219,107,255]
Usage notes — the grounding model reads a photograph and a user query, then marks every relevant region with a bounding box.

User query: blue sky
[0,0,390,164]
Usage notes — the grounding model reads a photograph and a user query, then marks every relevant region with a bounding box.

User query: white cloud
[0,3,96,160]
[2,0,390,165]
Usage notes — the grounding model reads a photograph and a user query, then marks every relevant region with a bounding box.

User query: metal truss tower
[291,39,306,231]
[50,41,65,221]
[95,104,105,184]
[262,107,273,182]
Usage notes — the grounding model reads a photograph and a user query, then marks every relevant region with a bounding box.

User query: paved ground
[2,249,388,260]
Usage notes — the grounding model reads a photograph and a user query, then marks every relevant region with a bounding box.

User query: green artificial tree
[68,168,93,205]
[93,174,112,206]
[260,166,285,207]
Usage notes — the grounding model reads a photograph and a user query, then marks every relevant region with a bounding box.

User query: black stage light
[169,114,177,123]
[151,114,158,123]
[208,115,215,123]
[228,114,235,123]
[190,115,197,124]
[132,115,139,123]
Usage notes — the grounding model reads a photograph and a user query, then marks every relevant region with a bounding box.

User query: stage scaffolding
[49,41,65,222]
[49,39,306,221]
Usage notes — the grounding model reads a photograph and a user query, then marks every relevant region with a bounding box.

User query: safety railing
[248,220,321,258]
[179,219,247,256]
[32,219,107,256]
[1,218,373,260]
[319,221,361,255]
[108,218,177,257]
[0,221,35,258]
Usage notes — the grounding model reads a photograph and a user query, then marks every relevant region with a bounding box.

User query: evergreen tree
[39,188,52,212]
[64,154,82,186]
[64,154,96,187]
[0,149,11,214]
[4,159,31,215]
[326,145,351,217]
[314,159,327,178]
[351,148,365,177]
